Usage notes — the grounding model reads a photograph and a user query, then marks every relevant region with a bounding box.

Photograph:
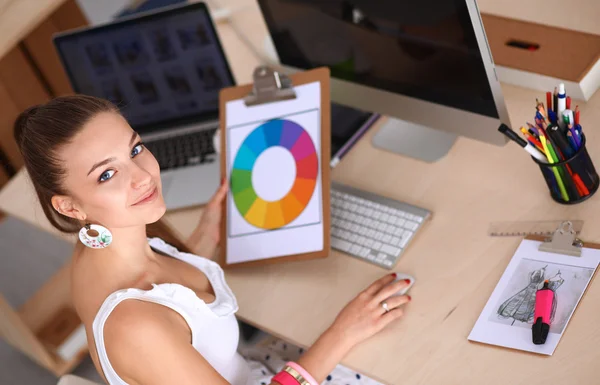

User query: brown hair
[13,94,191,253]
[14,95,117,233]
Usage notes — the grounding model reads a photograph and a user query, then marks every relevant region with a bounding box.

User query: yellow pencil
[540,136,569,201]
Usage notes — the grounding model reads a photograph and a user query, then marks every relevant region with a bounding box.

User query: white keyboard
[331,182,430,269]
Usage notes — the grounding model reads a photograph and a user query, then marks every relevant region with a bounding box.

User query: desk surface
[3,1,600,384]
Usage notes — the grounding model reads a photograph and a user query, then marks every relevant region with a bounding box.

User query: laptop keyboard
[145,128,217,171]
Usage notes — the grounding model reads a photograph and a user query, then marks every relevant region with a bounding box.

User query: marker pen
[557,83,567,129]
[562,109,575,127]
[498,124,547,163]
[532,280,553,345]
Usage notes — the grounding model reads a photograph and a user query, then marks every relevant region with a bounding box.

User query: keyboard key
[389,209,401,217]
[381,213,389,222]
[351,224,360,233]
[377,252,387,261]
[414,216,424,223]
[359,247,370,257]
[367,254,377,261]
[357,236,367,245]
[374,232,384,241]
[400,232,413,248]
[382,234,392,243]
[365,239,374,248]
[188,156,201,164]
[384,224,396,234]
[394,228,405,237]
[350,244,362,255]
[373,241,383,251]
[384,260,393,267]
[395,218,406,227]
[391,236,401,245]
[405,220,419,231]
[381,244,401,256]
[332,237,352,252]
[366,229,376,238]
[377,223,387,232]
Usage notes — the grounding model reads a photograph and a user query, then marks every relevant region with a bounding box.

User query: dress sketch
[497,265,564,325]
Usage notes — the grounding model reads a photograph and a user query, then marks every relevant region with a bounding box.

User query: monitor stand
[371,118,457,163]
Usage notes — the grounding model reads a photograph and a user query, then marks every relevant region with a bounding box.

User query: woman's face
[58,112,165,228]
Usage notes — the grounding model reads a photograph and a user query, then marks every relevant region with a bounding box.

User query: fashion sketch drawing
[496,265,564,326]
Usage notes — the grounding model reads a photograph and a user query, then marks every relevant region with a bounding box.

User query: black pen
[498,124,547,163]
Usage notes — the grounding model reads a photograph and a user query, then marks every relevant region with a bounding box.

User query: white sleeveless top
[92,238,251,385]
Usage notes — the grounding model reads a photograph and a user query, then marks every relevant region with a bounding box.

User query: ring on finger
[381,301,390,313]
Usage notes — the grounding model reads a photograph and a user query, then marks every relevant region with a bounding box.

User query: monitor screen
[257,0,499,118]
[54,3,235,132]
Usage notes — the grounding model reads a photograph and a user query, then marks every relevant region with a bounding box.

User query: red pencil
[546,92,552,111]
[575,106,580,125]
[566,96,572,110]
[573,174,590,196]
[525,134,544,151]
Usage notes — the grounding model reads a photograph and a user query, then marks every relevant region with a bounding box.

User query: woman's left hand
[187,179,228,258]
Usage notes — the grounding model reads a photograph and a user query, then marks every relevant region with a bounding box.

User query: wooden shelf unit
[0,263,87,376]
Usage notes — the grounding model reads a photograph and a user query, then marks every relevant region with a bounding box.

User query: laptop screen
[54,3,235,133]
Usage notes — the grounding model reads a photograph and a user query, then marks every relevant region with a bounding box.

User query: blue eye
[99,169,115,183]
[131,142,144,158]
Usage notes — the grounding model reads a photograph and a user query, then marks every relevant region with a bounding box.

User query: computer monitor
[256,0,511,162]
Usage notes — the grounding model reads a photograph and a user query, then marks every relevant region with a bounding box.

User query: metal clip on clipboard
[538,221,583,257]
[244,66,297,106]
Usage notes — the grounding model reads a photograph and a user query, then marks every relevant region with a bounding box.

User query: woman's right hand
[328,273,411,349]
[293,273,412,383]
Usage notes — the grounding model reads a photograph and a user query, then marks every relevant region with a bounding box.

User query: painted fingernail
[404,279,411,284]
[221,177,225,184]
[407,295,412,301]
[392,273,397,278]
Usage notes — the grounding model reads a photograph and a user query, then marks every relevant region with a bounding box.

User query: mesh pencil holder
[532,134,599,204]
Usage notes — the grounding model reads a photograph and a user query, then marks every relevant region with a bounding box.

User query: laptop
[53,2,234,210]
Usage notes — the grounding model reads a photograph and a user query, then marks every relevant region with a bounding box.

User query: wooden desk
[2,0,600,383]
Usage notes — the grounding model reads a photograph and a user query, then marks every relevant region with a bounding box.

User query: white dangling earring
[79,223,112,249]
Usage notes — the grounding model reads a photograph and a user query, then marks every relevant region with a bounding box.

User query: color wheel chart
[230,118,319,230]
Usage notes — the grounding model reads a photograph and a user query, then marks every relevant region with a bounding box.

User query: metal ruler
[488,220,584,237]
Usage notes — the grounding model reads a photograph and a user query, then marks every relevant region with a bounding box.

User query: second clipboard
[218,66,331,268]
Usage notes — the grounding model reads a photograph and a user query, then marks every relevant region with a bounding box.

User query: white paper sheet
[224,82,323,264]
[468,239,599,355]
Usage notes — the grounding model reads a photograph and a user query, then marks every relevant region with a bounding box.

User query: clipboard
[468,220,600,355]
[527,221,600,256]
[218,66,331,268]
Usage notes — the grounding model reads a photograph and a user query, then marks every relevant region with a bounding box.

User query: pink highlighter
[532,280,553,345]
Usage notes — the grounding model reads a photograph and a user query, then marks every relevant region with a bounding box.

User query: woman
[14,95,411,385]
